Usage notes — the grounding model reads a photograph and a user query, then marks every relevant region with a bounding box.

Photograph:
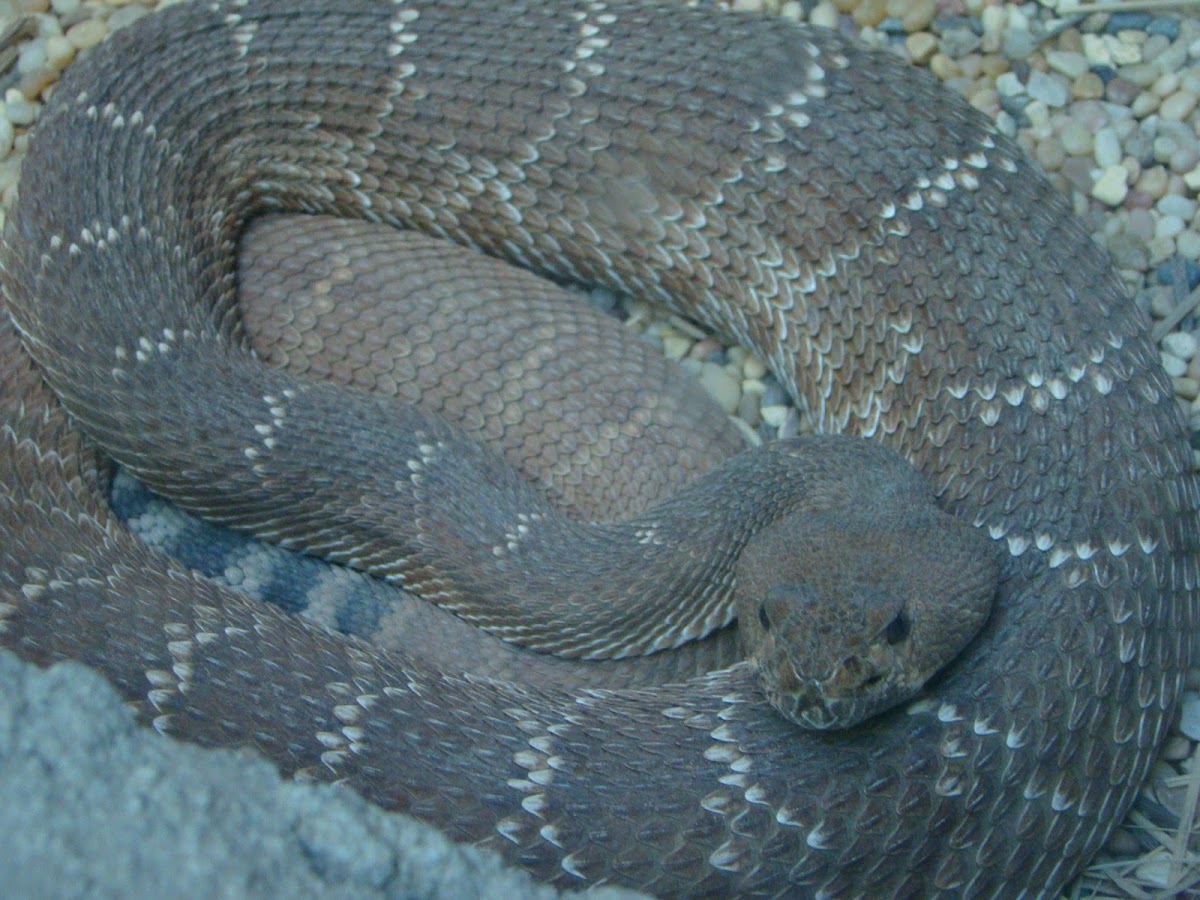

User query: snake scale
[1,0,1197,895]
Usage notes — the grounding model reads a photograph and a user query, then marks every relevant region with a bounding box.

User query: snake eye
[883,611,910,645]
[758,604,772,632]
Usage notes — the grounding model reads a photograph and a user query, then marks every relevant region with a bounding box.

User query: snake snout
[734,443,999,731]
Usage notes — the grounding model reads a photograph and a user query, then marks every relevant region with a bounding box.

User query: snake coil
[1,1,1197,895]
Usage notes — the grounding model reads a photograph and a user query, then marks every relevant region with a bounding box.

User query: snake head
[736,491,997,731]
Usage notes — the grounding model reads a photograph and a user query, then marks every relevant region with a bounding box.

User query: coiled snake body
[1,1,1197,895]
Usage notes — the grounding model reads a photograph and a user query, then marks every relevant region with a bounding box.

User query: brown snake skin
[1,0,1198,895]
[237,214,750,527]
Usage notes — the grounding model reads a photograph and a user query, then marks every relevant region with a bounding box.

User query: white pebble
[1024,100,1050,132]
[809,1,838,28]
[1178,692,1200,740]
[660,334,690,362]
[980,5,1007,39]
[1161,352,1188,378]
[65,18,108,52]
[699,363,741,415]
[1148,237,1174,267]
[1093,128,1122,168]
[16,39,46,77]
[1151,72,1180,98]
[1081,34,1111,66]
[1155,215,1185,240]
[1131,91,1161,118]
[995,72,1023,98]
[1162,331,1198,361]
[1059,121,1093,157]
[1157,195,1198,220]
[1,98,36,128]
[0,118,12,161]
[1026,71,1068,108]
[760,405,790,429]
[1110,37,1143,66]
[1177,230,1200,261]
[43,35,76,74]
[1045,50,1089,80]
[1091,165,1129,206]
[1160,90,1198,121]
[1174,377,1199,402]
[742,377,765,397]
[1135,858,1172,888]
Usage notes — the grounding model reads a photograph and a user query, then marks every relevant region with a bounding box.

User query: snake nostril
[758,604,772,632]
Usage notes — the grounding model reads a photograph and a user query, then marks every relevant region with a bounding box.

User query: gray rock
[0,651,637,900]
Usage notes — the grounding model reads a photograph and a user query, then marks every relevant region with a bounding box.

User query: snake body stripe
[0,0,1197,895]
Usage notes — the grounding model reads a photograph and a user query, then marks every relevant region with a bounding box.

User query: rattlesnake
[1,1,1197,895]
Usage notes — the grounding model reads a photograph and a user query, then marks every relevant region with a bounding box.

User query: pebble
[660,334,691,363]
[1026,71,1068,107]
[1131,90,1160,117]
[1135,858,1172,888]
[1107,12,1154,34]
[1147,17,1181,41]
[1002,28,1037,64]
[1121,62,1161,89]
[1161,352,1187,378]
[810,1,838,30]
[1161,331,1190,362]
[1093,127,1123,168]
[1083,33,1113,67]
[736,390,761,427]
[1157,258,1200,290]
[2,93,35,126]
[994,71,1022,98]
[1179,693,1200,741]
[107,6,152,31]
[905,32,937,65]
[1105,76,1141,106]
[1034,136,1064,172]
[43,34,74,73]
[1126,207,1156,242]
[1157,215,1185,240]
[1046,50,1090,80]
[1058,120,1093,157]
[1137,165,1169,198]
[1071,71,1104,100]
[64,17,105,50]
[760,405,791,429]
[884,0,935,33]
[1160,735,1192,762]
[1160,89,1198,121]
[698,363,740,415]
[939,26,981,59]
[1092,165,1130,206]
